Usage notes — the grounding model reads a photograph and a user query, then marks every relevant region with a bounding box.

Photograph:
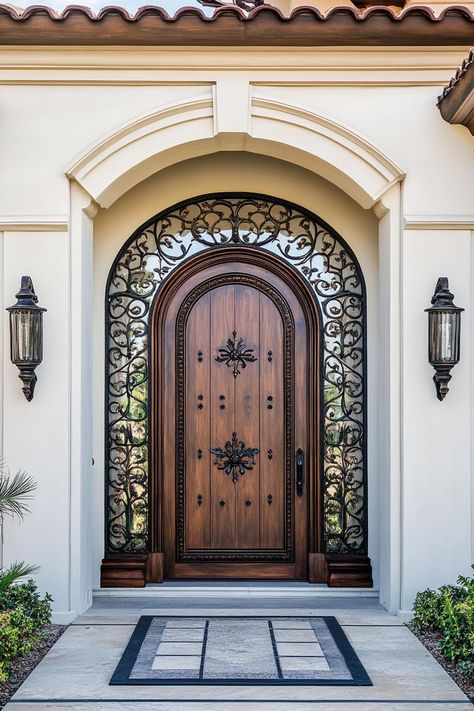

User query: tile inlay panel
[110,616,372,686]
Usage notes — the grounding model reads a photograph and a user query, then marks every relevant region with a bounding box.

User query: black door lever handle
[296,448,304,497]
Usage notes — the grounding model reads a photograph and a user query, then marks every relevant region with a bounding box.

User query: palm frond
[0,468,37,521]
[0,561,39,593]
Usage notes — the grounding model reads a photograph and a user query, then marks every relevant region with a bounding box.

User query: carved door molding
[175,273,295,564]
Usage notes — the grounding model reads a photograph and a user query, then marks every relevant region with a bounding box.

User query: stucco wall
[1,231,70,613]
[0,46,472,620]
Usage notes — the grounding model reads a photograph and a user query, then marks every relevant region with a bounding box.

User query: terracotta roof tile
[0,3,472,44]
[0,2,471,20]
[438,47,474,134]
[438,47,474,104]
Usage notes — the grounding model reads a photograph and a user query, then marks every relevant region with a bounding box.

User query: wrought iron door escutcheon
[210,432,260,484]
[215,331,257,377]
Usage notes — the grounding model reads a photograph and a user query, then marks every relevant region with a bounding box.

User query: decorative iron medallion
[210,432,260,484]
[215,331,257,377]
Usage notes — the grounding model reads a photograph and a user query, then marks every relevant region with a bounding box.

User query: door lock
[296,448,304,497]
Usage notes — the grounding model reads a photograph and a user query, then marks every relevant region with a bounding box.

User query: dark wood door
[159,259,313,579]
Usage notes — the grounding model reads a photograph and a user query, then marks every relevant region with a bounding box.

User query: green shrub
[0,579,52,626]
[412,589,442,631]
[0,579,52,679]
[412,567,474,669]
[0,463,49,681]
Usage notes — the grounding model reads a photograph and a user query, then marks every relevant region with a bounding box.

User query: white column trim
[375,183,403,615]
[68,181,94,617]
[0,217,68,232]
[404,217,474,230]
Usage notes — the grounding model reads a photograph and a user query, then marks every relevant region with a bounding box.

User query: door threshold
[94,582,379,598]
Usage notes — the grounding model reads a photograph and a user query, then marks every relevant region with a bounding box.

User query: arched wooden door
[154,254,317,579]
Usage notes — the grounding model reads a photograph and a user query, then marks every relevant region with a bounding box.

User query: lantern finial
[431,277,455,308]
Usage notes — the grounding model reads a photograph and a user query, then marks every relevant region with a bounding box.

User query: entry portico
[0,4,473,624]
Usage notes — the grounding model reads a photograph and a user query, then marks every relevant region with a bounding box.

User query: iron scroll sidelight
[105,194,367,556]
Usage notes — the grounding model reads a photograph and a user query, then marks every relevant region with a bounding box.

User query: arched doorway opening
[101,194,371,587]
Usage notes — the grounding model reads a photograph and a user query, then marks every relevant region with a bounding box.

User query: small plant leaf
[0,467,37,521]
[0,561,39,593]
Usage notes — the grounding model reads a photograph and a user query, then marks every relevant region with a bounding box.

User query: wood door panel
[172,562,297,579]
[234,285,261,549]
[209,286,236,549]
[185,282,287,554]
[259,292,285,550]
[184,292,210,549]
[159,256,315,580]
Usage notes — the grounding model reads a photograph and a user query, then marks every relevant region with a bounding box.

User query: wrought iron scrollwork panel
[106,195,367,555]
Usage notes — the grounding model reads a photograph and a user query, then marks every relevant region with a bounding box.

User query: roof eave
[0,4,473,46]
[438,49,474,136]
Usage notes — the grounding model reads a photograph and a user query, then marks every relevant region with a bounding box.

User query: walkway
[5,591,472,710]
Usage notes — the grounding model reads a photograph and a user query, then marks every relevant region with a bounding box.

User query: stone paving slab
[86,596,388,613]
[5,702,474,710]
[72,610,404,627]
[6,613,471,708]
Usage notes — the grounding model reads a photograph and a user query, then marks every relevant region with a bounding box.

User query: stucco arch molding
[66,93,404,210]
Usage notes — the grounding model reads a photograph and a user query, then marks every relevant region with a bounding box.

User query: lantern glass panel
[429,310,460,364]
[10,310,43,364]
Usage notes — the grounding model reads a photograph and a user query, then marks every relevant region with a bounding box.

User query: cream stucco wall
[0,45,473,620]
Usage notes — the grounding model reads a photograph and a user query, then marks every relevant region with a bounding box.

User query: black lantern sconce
[425,277,463,401]
[6,277,46,401]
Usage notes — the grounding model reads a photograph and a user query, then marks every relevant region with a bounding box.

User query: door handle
[296,448,304,497]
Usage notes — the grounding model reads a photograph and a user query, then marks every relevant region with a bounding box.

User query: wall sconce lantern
[425,277,463,401]
[6,277,46,401]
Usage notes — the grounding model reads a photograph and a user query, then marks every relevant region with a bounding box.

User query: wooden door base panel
[308,552,328,584]
[100,554,372,588]
[326,555,373,588]
[101,555,147,588]
[168,562,299,579]
[146,552,164,583]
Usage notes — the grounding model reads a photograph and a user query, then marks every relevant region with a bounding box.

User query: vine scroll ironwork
[106,194,367,555]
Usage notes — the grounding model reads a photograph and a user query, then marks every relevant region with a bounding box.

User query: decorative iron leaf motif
[210,432,260,484]
[215,331,257,378]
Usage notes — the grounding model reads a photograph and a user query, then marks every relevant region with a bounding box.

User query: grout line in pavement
[7,699,471,705]
[70,622,404,628]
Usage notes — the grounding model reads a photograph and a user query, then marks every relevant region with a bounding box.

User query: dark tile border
[110,616,372,686]
[110,616,154,685]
